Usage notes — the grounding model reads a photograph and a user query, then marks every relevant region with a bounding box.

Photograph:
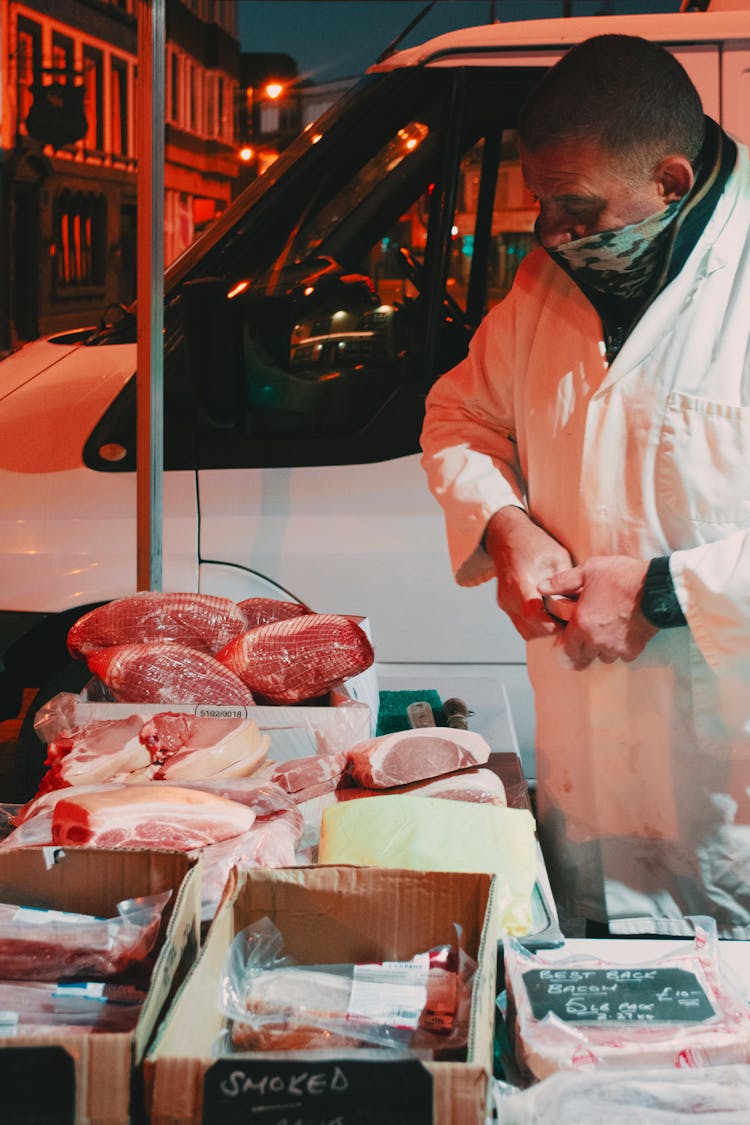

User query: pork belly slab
[51,785,254,850]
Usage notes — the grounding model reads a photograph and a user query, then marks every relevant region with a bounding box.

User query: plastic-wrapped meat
[36,713,151,795]
[346,727,491,789]
[149,776,298,817]
[86,642,255,705]
[138,714,269,781]
[199,809,303,919]
[51,784,255,850]
[0,892,169,980]
[67,591,248,659]
[238,597,311,629]
[337,766,506,805]
[504,926,750,1081]
[216,615,374,705]
[497,1064,750,1124]
[0,979,148,1035]
[271,752,349,796]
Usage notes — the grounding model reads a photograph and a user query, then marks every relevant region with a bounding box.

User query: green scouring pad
[376,690,444,736]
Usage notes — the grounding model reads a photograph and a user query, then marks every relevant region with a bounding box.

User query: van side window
[87,69,543,473]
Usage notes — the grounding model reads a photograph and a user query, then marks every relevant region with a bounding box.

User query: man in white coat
[420,34,750,937]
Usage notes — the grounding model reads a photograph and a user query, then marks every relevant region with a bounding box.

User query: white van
[1,2,748,794]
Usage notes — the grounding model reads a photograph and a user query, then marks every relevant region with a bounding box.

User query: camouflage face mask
[544,197,687,299]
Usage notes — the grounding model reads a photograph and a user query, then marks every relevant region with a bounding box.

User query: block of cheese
[319,796,537,935]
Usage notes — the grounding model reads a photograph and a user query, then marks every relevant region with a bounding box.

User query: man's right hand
[483,507,575,640]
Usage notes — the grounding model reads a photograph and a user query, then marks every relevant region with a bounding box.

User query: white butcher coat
[420,141,750,937]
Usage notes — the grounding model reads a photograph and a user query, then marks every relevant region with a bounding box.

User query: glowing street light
[264,81,284,100]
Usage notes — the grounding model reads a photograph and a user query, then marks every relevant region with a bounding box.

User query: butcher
[420,34,750,938]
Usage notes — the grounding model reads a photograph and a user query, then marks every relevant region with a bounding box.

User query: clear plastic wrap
[504,919,750,1081]
[86,642,255,706]
[66,591,248,659]
[237,597,311,628]
[33,692,372,764]
[197,811,304,921]
[493,1064,750,1123]
[0,979,147,1036]
[216,614,374,705]
[0,891,171,980]
[217,916,476,1055]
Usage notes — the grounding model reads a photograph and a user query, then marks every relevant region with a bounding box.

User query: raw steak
[138,713,269,781]
[238,597,311,629]
[86,642,255,705]
[51,785,254,850]
[216,614,373,705]
[67,591,248,659]
[337,766,506,805]
[271,752,349,795]
[346,727,491,789]
[40,713,151,792]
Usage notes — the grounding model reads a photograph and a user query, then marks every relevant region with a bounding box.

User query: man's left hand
[537,556,658,670]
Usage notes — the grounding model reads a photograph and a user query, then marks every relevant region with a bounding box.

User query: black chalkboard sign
[523,967,716,1024]
[203,1056,433,1124]
[0,1046,75,1123]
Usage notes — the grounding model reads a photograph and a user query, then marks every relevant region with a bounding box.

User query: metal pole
[135,0,164,591]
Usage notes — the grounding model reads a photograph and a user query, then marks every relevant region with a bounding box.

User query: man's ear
[655,155,695,202]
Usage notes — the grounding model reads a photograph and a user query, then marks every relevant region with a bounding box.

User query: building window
[168,48,180,124]
[51,31,74,83]
[16,16,42,139]
[111,57,129,156]
[83,47,104,152]
[53,191,106,288]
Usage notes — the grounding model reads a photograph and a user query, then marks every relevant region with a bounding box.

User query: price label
[523,966,716,1024]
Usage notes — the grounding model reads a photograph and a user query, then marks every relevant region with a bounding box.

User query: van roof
[369,10,750,72]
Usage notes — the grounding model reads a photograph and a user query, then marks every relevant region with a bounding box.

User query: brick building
[0,0,240,351]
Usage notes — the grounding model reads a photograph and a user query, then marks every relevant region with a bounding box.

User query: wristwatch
[640,556,687,629]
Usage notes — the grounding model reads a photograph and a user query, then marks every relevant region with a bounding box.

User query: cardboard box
[145,865,498,1125]
[0,847,201,1125]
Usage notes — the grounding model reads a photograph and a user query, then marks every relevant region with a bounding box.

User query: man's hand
[484,507,574,640]
[538,556,659,669]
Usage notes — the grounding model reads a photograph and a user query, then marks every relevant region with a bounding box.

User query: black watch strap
[640,556,687,629]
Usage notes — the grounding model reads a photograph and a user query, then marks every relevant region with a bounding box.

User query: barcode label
[347,955,429,1029]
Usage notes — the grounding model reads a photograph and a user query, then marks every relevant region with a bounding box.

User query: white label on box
[347,953,429,1029]
[0,1010,19,1036]
[42,846,65,869]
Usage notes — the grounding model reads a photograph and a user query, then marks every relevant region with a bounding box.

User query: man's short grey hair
[518,34,705,178]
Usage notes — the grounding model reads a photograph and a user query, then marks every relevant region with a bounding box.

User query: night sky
[236,0,683,83]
